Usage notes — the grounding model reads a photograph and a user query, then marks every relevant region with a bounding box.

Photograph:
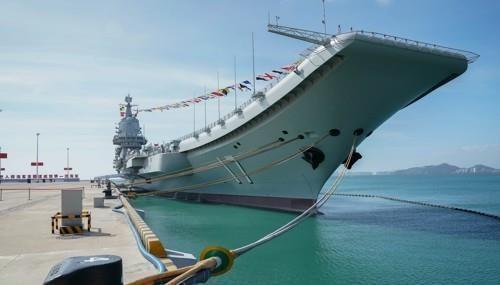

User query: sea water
[131,175,500,284]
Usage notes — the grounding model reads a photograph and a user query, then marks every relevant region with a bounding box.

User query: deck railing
[350,30,479,63]
[163,71,291,147]
[143,30,478,153]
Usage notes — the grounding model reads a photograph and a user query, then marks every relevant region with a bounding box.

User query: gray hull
[124,32,469,211]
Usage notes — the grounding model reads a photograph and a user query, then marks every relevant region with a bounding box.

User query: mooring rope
[127,136,302,187]
[125,136,358,285]
[334,193,500,221]
[127,137,500,285]
[231,136,357,256]
[125,147,500,285]
[132,132,331,197]
[143,138,355,285]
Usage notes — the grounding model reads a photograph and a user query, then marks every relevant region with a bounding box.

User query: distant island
[352,163,500,175]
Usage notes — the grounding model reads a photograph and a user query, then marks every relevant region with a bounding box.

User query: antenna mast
[252,32,256,96]
[204,86,207,129]
[193,93,196,134]
[217,72,220,121]
[234,56,237,111]
[322,0,327,34]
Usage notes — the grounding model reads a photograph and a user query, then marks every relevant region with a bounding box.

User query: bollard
[0,189,2,201]
[88,214,91,231]
[28,188,31,200]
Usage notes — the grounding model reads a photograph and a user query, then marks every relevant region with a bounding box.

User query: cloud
[460,144,500,152]
[375,0,391,6]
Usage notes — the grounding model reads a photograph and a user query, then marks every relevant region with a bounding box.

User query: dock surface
[0,181,156,284]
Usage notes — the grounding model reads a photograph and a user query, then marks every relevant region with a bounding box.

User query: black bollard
[44,255,122,285]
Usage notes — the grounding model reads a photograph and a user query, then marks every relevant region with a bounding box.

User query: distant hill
[454,164,500,174]
[354,163,500,175]
[393,163,460,175]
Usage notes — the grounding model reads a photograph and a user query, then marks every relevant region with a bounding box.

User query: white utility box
[61,189,83,226]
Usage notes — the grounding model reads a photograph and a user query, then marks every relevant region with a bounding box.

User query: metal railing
[0,186,84,202]
[268,24,330,45]
[351,30,479,63]
[139,72,294,153]
[142,28,478,152]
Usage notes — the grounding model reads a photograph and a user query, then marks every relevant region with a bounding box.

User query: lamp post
[66,147,69,179]
[0,146,2,184]
[36,133,40,182]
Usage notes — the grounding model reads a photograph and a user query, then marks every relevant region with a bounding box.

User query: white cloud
[460,144,500,153]
[0,49,257,178]
[375,0,391,6]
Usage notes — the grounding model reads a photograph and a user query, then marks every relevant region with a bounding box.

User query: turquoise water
[131,175,500,284]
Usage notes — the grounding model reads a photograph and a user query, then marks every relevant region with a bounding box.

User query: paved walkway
[0,181,156,284]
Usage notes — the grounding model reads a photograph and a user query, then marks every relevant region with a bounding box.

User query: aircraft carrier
[112,24,478,211]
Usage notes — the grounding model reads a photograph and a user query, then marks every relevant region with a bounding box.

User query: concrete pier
[0,182,156,284]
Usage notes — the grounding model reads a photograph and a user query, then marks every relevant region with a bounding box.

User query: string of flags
[124,61,300,116]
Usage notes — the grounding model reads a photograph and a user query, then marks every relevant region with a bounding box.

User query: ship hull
[158,192,315,213]
[126,33,468,211]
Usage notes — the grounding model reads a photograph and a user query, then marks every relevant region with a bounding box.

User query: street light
[63,147,73,181]
[36,133,40,182]
[0,146,3,184]
[66,147,69,179]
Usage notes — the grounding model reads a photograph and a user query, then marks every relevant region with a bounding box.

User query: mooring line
[132,132,331,197]
[127,136,300,187]
[334,193,500,221]
[125,135,359,285]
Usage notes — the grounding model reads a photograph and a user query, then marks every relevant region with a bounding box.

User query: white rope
[128,137,300,187]
[232,137,357,256]
[131,134,329,196]
[132,134,330,197]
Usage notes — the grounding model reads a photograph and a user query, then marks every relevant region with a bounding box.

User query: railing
[141,29,478,153]
[299,44,321,58]
[140,72,293,153]
[270,24,479,63]
[267,24,330,45]
[351,30,479,63]
[0,186,84,202]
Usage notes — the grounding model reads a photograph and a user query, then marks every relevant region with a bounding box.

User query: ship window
[329,129,341,136]
[236,142,241,146]
[282,130,288,135]
[233,145,238,149]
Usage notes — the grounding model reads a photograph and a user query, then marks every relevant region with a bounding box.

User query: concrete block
[94,197,105,208]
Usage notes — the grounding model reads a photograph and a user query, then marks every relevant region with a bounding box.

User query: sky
[0,0,499,179]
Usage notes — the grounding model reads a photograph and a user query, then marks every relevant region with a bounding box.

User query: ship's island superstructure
[112,24,477,212]
[113,95,147,172]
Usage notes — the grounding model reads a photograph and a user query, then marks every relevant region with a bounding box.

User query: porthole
[329,129,341,136]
